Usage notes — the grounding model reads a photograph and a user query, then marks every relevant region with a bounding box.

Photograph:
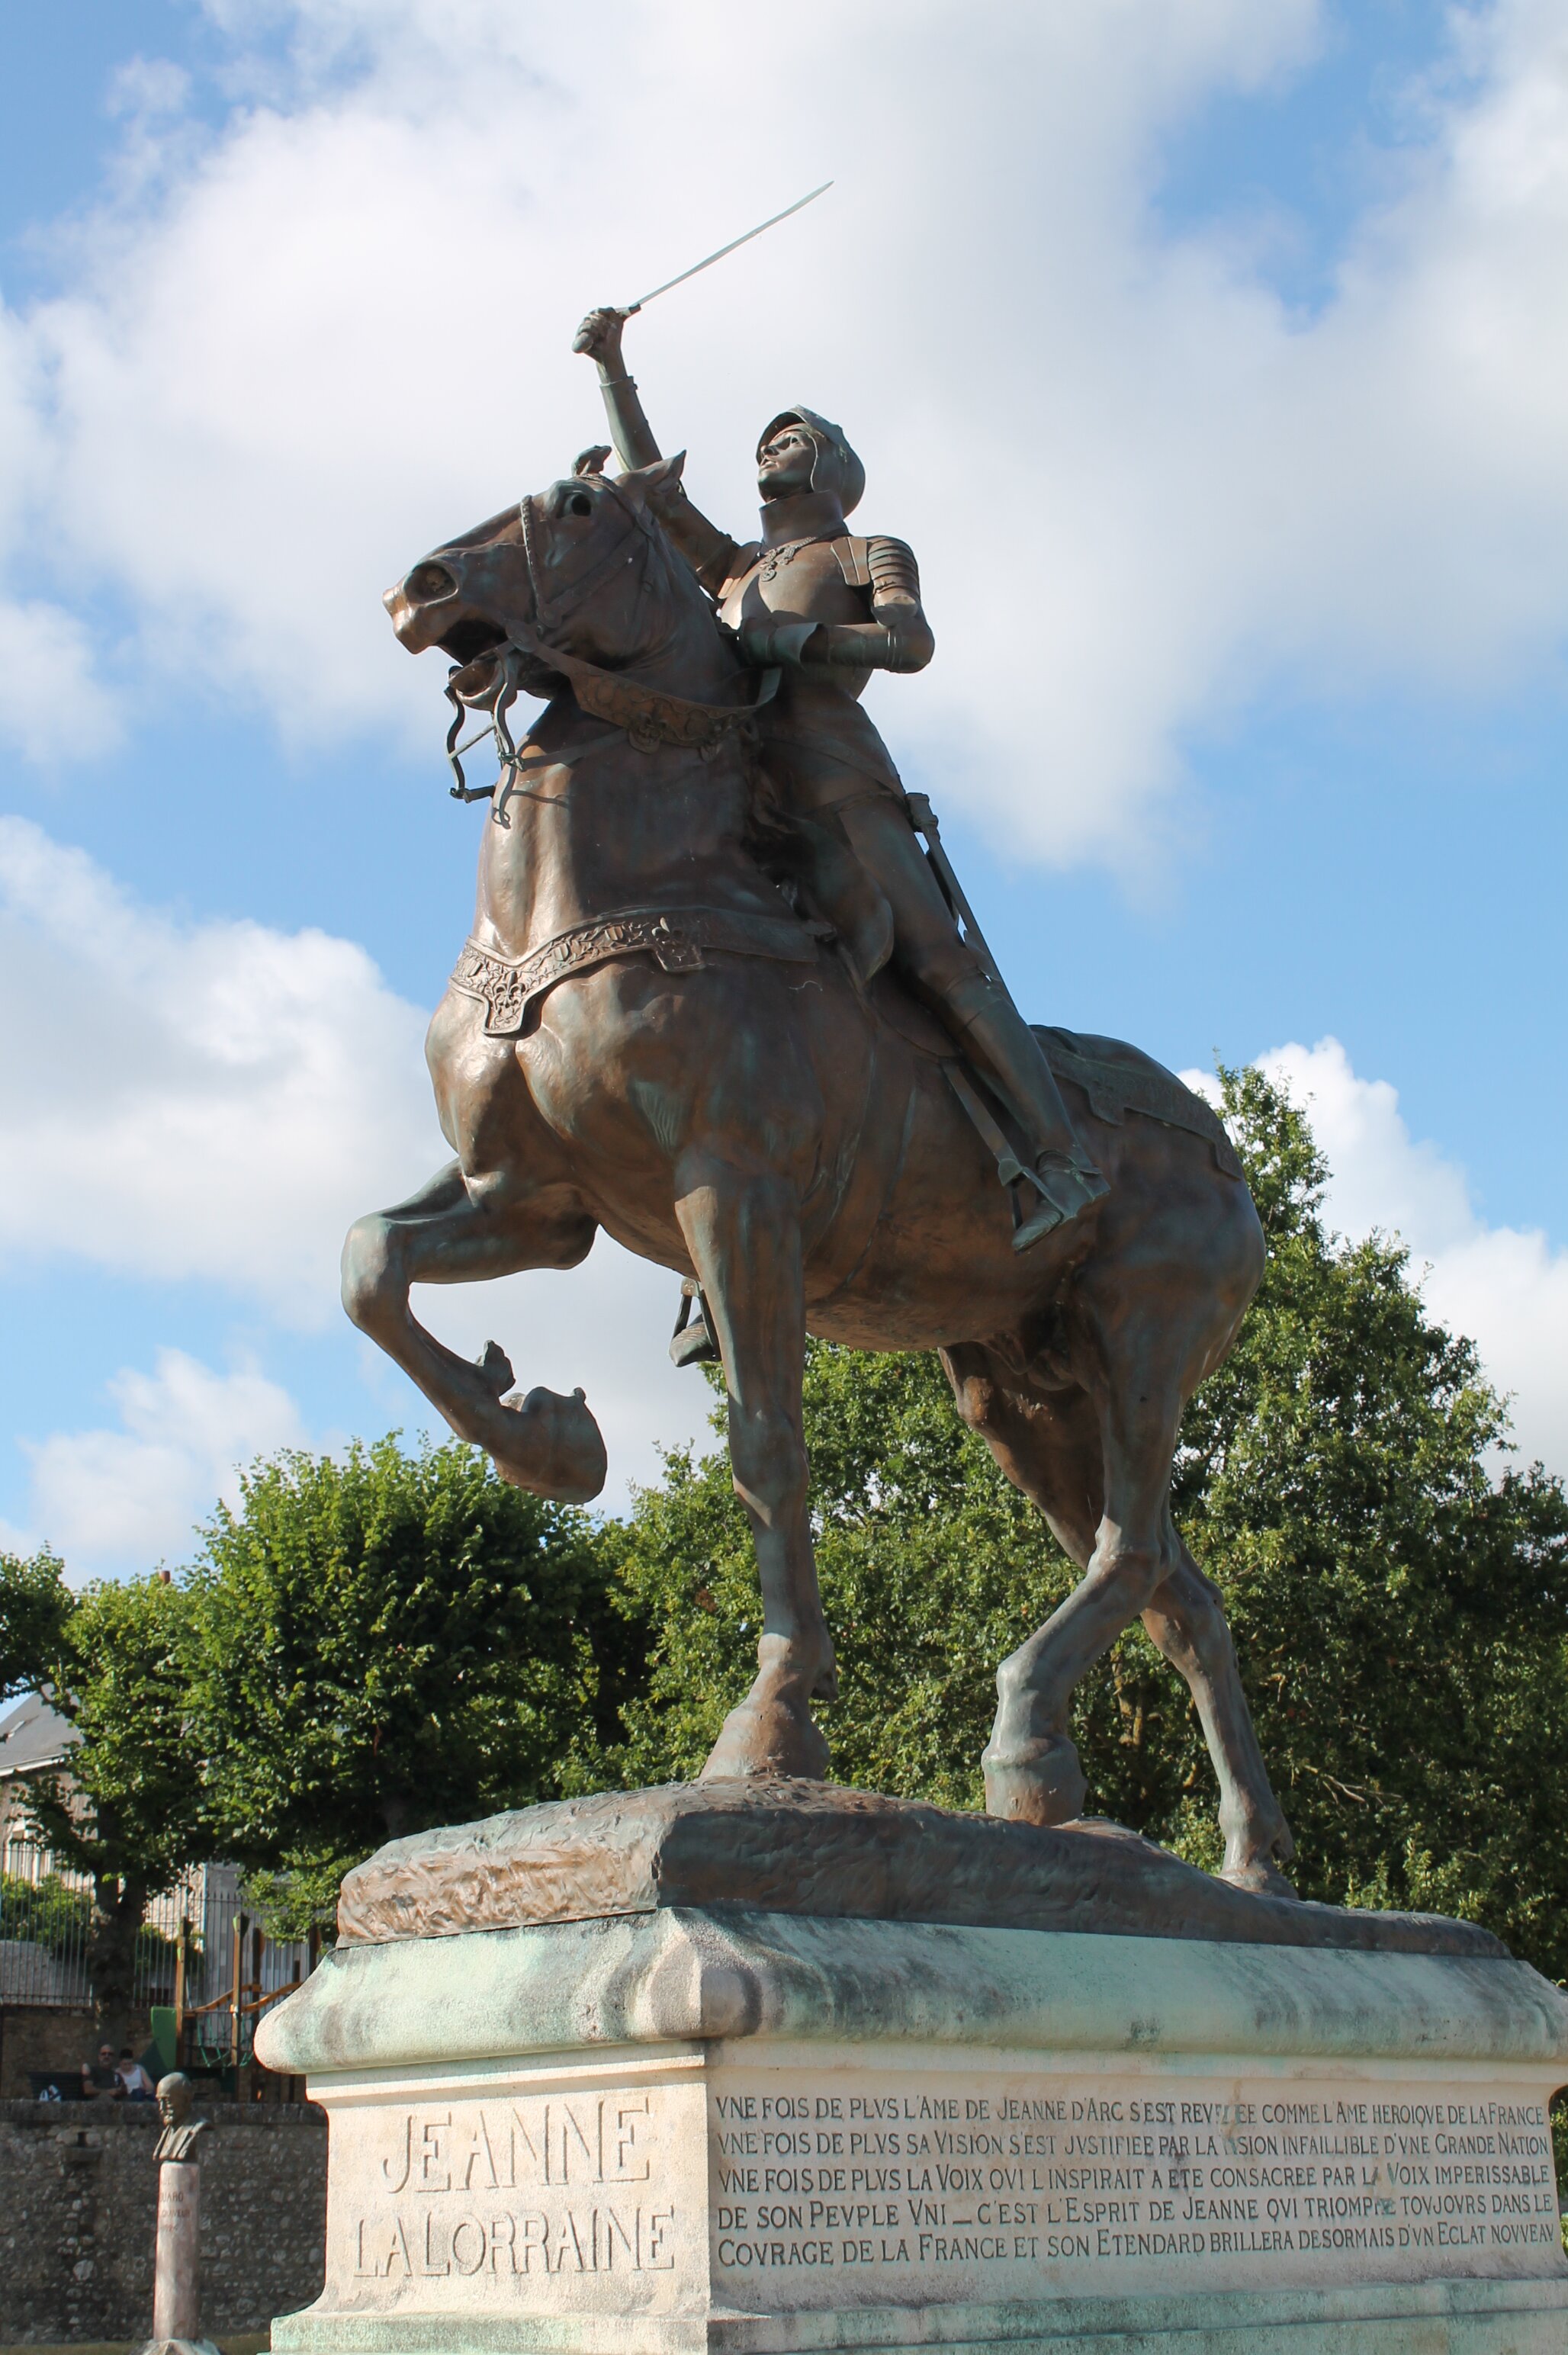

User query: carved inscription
[379,2096,651,2193]
[333,2089,687,2305]
[708,2075,1566,2304]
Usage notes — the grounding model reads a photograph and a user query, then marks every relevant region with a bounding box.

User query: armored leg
[837,795,1107,1247]
[941,974,1109,1245]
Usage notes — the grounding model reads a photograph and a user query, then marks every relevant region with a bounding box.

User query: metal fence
[0,1839,313,2067]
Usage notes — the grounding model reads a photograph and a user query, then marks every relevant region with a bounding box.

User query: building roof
[0,1693,79,1781]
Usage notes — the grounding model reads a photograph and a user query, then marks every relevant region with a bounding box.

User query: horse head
[385,452,737,710]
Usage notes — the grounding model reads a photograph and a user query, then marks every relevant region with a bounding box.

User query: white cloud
[0,2,1566,855]
[1190,1037,1568,1476]
[20,1348,304,1573]
[0,602,118,762]
[0,816,713,1513]
[0,814,435,1323]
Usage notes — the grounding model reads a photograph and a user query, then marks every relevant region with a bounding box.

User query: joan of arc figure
[573,306,1107,1249]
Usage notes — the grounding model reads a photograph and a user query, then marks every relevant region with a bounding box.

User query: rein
[443,481,779,802]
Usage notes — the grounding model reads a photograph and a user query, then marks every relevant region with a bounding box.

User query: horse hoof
[493,1383,607,1504]
[1219,1857,1300,1900]
[700,1692,829,1781]
[1220,1812,1298,1897]
[982,1733,1088,1826]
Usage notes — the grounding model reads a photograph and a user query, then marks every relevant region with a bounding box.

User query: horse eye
[406,561,456,602]
[568,493,592,517]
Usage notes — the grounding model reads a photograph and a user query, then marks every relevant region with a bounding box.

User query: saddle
[866,975,1240,1179]
[671,961,1241,1367]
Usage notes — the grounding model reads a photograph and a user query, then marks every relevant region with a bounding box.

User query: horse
[344,451,1296,1894]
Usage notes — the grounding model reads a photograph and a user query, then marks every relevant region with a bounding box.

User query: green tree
[0,1547,69,1699]
[603,1068,1568,1982]
[185,1435,629,1914]
[1163,1066,1568,1962]
[21,1572,206,2045]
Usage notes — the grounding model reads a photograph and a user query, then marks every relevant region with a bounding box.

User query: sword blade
[627,182,833,313]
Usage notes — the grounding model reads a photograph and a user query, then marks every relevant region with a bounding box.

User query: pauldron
[825,535,921,604]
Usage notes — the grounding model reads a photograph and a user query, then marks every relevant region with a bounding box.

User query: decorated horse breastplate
[449,904,819,1036]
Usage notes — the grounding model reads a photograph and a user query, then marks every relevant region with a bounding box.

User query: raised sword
[622,181,833,314]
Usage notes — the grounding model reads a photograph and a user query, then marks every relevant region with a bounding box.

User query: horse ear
[622,450,687,501]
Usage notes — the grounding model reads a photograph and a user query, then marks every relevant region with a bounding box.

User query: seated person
[117,2046,156,2100]
[82,2042,121,2098]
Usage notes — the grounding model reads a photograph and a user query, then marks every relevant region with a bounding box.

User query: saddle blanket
[1039,1026,1243,1179]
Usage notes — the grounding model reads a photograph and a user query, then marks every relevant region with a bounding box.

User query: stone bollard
[139,2074,220,2355]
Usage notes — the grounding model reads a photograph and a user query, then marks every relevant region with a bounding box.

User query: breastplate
[718,538,867,636]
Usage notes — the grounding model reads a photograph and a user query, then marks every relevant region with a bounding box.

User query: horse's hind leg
[675,1152,834,1782]
[943,1345,1100,1816]
[953,1335,1199,1820]
[1141,1538,1296,1891]
[341,1158,607,1502]
[946,1338,1294,1888]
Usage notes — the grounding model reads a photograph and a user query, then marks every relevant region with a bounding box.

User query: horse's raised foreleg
[1141,1539,1296,1891]
[341,1158,607,1502]
[675,1155,835,1782]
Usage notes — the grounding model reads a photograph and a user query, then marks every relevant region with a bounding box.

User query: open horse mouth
[384,557,509,669]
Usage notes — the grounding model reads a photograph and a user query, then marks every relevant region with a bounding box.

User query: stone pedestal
[258,1898,1568,2353]
[142,2157,220,2355]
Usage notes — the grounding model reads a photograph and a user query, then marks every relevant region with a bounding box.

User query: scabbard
[904,792,1007,992]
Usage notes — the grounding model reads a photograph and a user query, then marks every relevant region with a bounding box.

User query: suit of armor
[573,316,1106,1248]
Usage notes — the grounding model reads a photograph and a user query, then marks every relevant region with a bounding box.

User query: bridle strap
[445,478,780,796]
[517,474,781,744]
[520,482,651,635]
[447,641,779,799]
[506,631,779,755]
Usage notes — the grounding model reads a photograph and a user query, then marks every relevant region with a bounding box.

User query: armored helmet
[757,406,865,516]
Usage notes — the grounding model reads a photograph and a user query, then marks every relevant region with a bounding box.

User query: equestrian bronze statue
[342,326,1296,1896]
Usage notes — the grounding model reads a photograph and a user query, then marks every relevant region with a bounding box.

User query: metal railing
[0,1840,313,2071]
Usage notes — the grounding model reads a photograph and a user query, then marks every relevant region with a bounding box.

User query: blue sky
[1,0,1564,1573]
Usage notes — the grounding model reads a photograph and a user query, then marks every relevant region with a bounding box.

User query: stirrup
[670,1280,720,1368]
[1011,1155,1109,1254]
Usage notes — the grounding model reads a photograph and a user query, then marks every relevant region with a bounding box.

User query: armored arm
[572,309,737,593]
[573,307,661,471]
[804,538,934,674]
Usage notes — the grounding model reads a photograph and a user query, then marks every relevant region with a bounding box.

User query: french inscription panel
[707,2059,1566,2309]
[320,2071,707,2315]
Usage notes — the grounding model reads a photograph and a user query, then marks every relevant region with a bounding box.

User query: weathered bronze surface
[335,1782,1500,1960]
[345,363,1292,1896]
[573,309,1107,1246]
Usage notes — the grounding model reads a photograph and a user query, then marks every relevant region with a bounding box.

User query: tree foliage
[601,1068,1568,1982]
[184,1435,628,1911]
[0,1547,70,1700]
[21,1571,207,2041]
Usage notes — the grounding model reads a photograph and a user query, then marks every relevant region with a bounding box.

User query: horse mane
[608,477,792,848]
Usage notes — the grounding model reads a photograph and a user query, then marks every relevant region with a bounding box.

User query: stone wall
[0,2097,327,2342]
